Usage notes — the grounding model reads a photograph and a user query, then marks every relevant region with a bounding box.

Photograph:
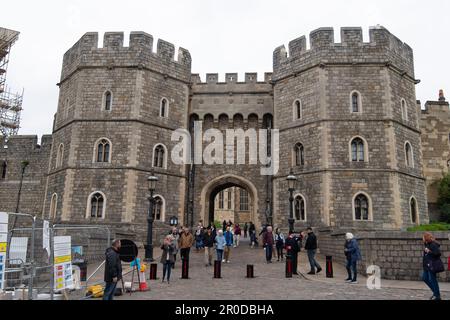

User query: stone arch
[233,114,244,128]
[200,174,259,227]
[248,113,259,128]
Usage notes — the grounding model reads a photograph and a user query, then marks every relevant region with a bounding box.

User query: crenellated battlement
[61,31,192,83]
[191,72,273,85]
[0,135,52,151]
[273,26,414,81]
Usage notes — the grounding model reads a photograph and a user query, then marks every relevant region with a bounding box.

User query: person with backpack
[275,228,285,262]
[263,226,275,263]
[233,224,241,248]
[103,239,122,300]
[195,225,204,252]
[223,226,233,263]
[304,227,322,275]
[203,227,215,267]
[344,233,362,284]
[422,232,444,300]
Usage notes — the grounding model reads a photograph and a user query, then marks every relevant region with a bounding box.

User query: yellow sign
[54,255,71,264]
[0,242,6,253]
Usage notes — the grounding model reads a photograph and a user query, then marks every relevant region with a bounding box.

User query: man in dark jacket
[285,232,301,275]
[304,227,322,275]
[263,226,274,263]
[103,239,122,300]
[203,227,215,266]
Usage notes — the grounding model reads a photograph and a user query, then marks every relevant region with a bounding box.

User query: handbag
[428,258,445,274]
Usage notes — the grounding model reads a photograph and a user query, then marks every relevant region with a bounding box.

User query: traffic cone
[139,265,149,291]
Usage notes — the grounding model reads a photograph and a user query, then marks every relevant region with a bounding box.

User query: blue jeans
[102,281,117,300]
[423,270,441,298]
[307,250,321,271]
[216,249,224,262]
[346,259,357,281]
[265,245,273,262]
[163,261,172,281]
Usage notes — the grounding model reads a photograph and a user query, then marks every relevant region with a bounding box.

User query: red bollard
[181,259,189,279]
[326,256,334,278]
[285,257,293,278]
[149,263,157,280]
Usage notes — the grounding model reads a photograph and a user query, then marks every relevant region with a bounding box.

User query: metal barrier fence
[1,212,111,300]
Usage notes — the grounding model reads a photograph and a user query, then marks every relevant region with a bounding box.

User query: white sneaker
[350,281,358,284]
[345,279,352,283]
[222,259,226,263]
[233,245,237,248]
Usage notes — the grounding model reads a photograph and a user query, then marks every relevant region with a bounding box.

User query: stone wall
[318,229,450,281]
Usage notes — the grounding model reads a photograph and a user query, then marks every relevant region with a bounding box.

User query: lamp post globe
[145,172,159,262]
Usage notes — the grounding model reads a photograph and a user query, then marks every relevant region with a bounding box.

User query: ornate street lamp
[145,171,159,262]
[286,169,297,234]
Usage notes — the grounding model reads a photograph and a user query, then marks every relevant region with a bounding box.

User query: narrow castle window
[401,99,408,121]
[96,139,111,163]
[56,144,64,168]
[351,92,361,113]
[153,196,164,221]
[90,192,105,218]
[294,143,305,167]
[410,197,418,224]
[160,98,169,118]
[1,161,7,179]
[153,144,166,168]
[239,188,249,211]
[294,195,306,221]
[218,191,224,209]
[227,189,232,210]
[351,138,365,162]
[405,142,414,168]
[293,100,302,120]
[49,193,58,220]
[354,193,369,221]
[104,91,112,111]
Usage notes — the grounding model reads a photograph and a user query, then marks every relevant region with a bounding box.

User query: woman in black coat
[422,232,443,300]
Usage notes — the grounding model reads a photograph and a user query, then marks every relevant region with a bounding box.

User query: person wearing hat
[344,233,362,284]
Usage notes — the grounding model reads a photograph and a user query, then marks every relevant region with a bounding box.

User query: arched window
[89,192,105,219]
[104,91,112,111]
[153,144,166,168]
[239,188,249,211]
[351,138,365,162]
[405,142,414,168]
[56,143,64,168]
[160,98,169,118]
[49,193,58,220]
[96,139,111,163]
[1,161,7,179]
[152,196,165,221]
[401,99,408,121]
[294,143,305,167]
[294,195,306,221]
[410,197,418,224]
[351,91,361,113]
[354,193,370,221]
[293,100,302,120]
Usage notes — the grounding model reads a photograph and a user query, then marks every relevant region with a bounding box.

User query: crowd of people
[103,223,444,301]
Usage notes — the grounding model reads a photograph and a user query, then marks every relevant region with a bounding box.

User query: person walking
[215,230,226,262]
[160,235,176,284]
[275,228,285,262]
[224,226,233,263]
[344,233,362,284]
[249,222,257,248]
[203,227,215,267]
[103,239,122,300]
[222,220,227,232]
[263,226,275,263]
[178,227,194,261]
[244,222,248,238]
[422,232,444,300]
[169,227,179,268]
[195,225,204,252]
[285,232,300,275]
[304,227,322,275]
[233,224,241,248]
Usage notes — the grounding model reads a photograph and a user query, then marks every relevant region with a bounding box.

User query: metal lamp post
[145,172,159,262]
[286,169,297,234]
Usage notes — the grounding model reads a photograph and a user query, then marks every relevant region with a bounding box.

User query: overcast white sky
[2,0,449,138]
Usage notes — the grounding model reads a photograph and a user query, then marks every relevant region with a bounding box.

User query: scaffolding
[0,27,23,138]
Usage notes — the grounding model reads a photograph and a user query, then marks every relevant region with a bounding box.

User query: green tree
[437,173,450,222]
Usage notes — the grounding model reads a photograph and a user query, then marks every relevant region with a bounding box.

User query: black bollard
[326,256,333,278]
[181,259,189,279]
[285,257,293,278]
[246,264,254,278]
[149,263,158,280]
[214,260,221,279]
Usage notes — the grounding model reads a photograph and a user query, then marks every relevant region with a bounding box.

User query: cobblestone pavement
[99,237,448,300]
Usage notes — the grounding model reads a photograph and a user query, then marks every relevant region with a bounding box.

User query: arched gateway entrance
[200,174,259,227]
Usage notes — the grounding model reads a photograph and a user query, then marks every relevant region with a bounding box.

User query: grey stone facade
[0,26,441,244]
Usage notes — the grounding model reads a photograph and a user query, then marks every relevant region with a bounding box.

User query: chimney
[439,89,446,102]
